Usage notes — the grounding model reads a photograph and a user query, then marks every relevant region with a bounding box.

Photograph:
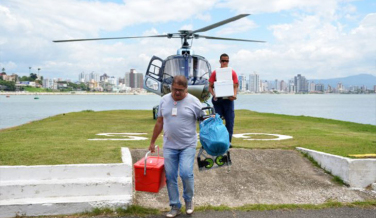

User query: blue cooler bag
[199,114,230,156]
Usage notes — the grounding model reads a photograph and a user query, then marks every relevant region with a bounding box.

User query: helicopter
[53,14,264,118]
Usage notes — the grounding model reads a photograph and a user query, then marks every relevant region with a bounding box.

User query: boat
[6,95,10,98]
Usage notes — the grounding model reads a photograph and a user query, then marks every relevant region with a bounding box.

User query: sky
[1,0,376,82]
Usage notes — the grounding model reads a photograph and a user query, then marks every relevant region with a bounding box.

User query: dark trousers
[212,98,235,142]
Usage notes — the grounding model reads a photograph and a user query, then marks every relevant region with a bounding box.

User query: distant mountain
[311,74,376,89]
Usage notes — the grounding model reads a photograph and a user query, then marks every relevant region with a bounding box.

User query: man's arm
[229,83,238,101]
[229,70,239,101]
[149,117,163,152]
[209,82,216,100]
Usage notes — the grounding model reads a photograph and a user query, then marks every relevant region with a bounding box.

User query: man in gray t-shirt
[149,75,201,217]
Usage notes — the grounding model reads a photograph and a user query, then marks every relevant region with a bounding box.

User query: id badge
[172,107,177,116]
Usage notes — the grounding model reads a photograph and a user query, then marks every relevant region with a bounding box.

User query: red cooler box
[134,146,166,193]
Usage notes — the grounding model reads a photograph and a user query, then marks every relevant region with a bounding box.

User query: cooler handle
[144,145,160,175]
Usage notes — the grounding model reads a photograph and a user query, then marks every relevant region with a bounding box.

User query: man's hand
[148,143,156,153]
[229,96,237,101]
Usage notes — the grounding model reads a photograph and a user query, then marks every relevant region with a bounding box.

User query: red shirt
[209,69,239,84]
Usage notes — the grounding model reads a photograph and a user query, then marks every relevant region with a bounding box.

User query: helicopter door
[144,56,163,96]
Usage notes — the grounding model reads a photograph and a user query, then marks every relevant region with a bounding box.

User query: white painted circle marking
[232,133,293,141]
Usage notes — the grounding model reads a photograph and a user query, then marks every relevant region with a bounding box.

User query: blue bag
[199,114,230,156]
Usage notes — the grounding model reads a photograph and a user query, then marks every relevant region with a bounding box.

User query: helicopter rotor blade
[53,35,169,43]
[190,14,250,34]
[197,35,265,43]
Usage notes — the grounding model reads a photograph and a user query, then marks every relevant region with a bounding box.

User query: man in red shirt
[208,53,238,143]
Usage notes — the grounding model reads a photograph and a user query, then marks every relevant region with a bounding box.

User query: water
[0,94,375,130]
[236,94,376,126]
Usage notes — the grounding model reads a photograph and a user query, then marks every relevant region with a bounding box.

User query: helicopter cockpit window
[164,58,186,78]
[148,59,163,80]
[190,58,210,80]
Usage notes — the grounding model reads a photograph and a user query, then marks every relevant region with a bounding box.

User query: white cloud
[215,18,257,36]
[0,0,375,83]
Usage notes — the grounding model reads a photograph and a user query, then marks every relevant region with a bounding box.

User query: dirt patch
[130,149,376,210]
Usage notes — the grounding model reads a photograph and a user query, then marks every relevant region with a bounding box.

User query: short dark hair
[220,53,229,60]
[172,75,188,88]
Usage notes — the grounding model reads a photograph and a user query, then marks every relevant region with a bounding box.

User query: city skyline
[39,70,376,93]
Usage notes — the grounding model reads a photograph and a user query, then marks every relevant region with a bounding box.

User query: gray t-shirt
[158,93,202,150]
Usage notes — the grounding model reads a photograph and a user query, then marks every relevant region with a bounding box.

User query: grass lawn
[23,86,50,92]
[0,109,375,165]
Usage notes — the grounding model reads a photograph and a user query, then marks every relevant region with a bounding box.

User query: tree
[0,81,16,91]
[30,73,38,81]
[20,76,29,81]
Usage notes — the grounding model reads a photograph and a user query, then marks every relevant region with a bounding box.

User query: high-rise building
[260,80,268,92]
[100,73,109,82]
[89,72,99,82]
[308,81,315,92]
[337,82,344,92]
[315,83,324,92]
[79,72,85,83]
[275,79,280,91]
[238,74,247,92]
[327,85,332,93]
[135,72,143,88]
[108,76,117,86]
[249,72,259,93]
[280,80,287,92]
[118,78,125,85]
[125,69,143,88]
[294,74,308,93]
[288,79,295,93]
[238,75,243,91]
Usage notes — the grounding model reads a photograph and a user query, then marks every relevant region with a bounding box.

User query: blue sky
[1,0,375,82]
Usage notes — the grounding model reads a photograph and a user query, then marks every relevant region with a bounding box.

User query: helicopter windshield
[164,58,186,78]
[163,57,210,84]
[190,57,210,80]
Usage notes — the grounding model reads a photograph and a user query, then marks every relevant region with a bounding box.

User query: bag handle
[144,145,160,175]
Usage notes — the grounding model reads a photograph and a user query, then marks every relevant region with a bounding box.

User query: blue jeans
[163,147,196,208]
[212,97,235,142]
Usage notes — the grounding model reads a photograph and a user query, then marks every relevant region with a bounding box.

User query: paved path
[131,149,376,209]
[120,207,376,218]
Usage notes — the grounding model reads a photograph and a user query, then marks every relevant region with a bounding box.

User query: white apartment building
[260,80,268,92]
[238,74,247,92]
[249,72,260,93]
[280,80,287,92]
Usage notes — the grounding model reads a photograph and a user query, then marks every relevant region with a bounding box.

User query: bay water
[0,94,375,130]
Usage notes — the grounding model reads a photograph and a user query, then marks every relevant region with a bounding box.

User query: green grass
[22,201,376,217]
[196,200,376,212]
[301,152,347,185]
[1,109,375,165]
[23,87,51,92]
[85,205,160,217]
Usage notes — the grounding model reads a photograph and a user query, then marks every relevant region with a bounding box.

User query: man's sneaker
[166,205,181,218]
[185,200,194,215]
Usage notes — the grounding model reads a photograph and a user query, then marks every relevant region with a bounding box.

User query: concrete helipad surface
[131,148,376,210]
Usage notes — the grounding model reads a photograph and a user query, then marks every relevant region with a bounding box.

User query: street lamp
[38,68,41,79]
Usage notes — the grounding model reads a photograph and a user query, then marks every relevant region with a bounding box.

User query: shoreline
[0,92,154,95]
[1,91,374,95]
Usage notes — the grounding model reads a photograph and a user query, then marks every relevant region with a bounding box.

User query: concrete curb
[0,147,133,218]
[296,147,376,189]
